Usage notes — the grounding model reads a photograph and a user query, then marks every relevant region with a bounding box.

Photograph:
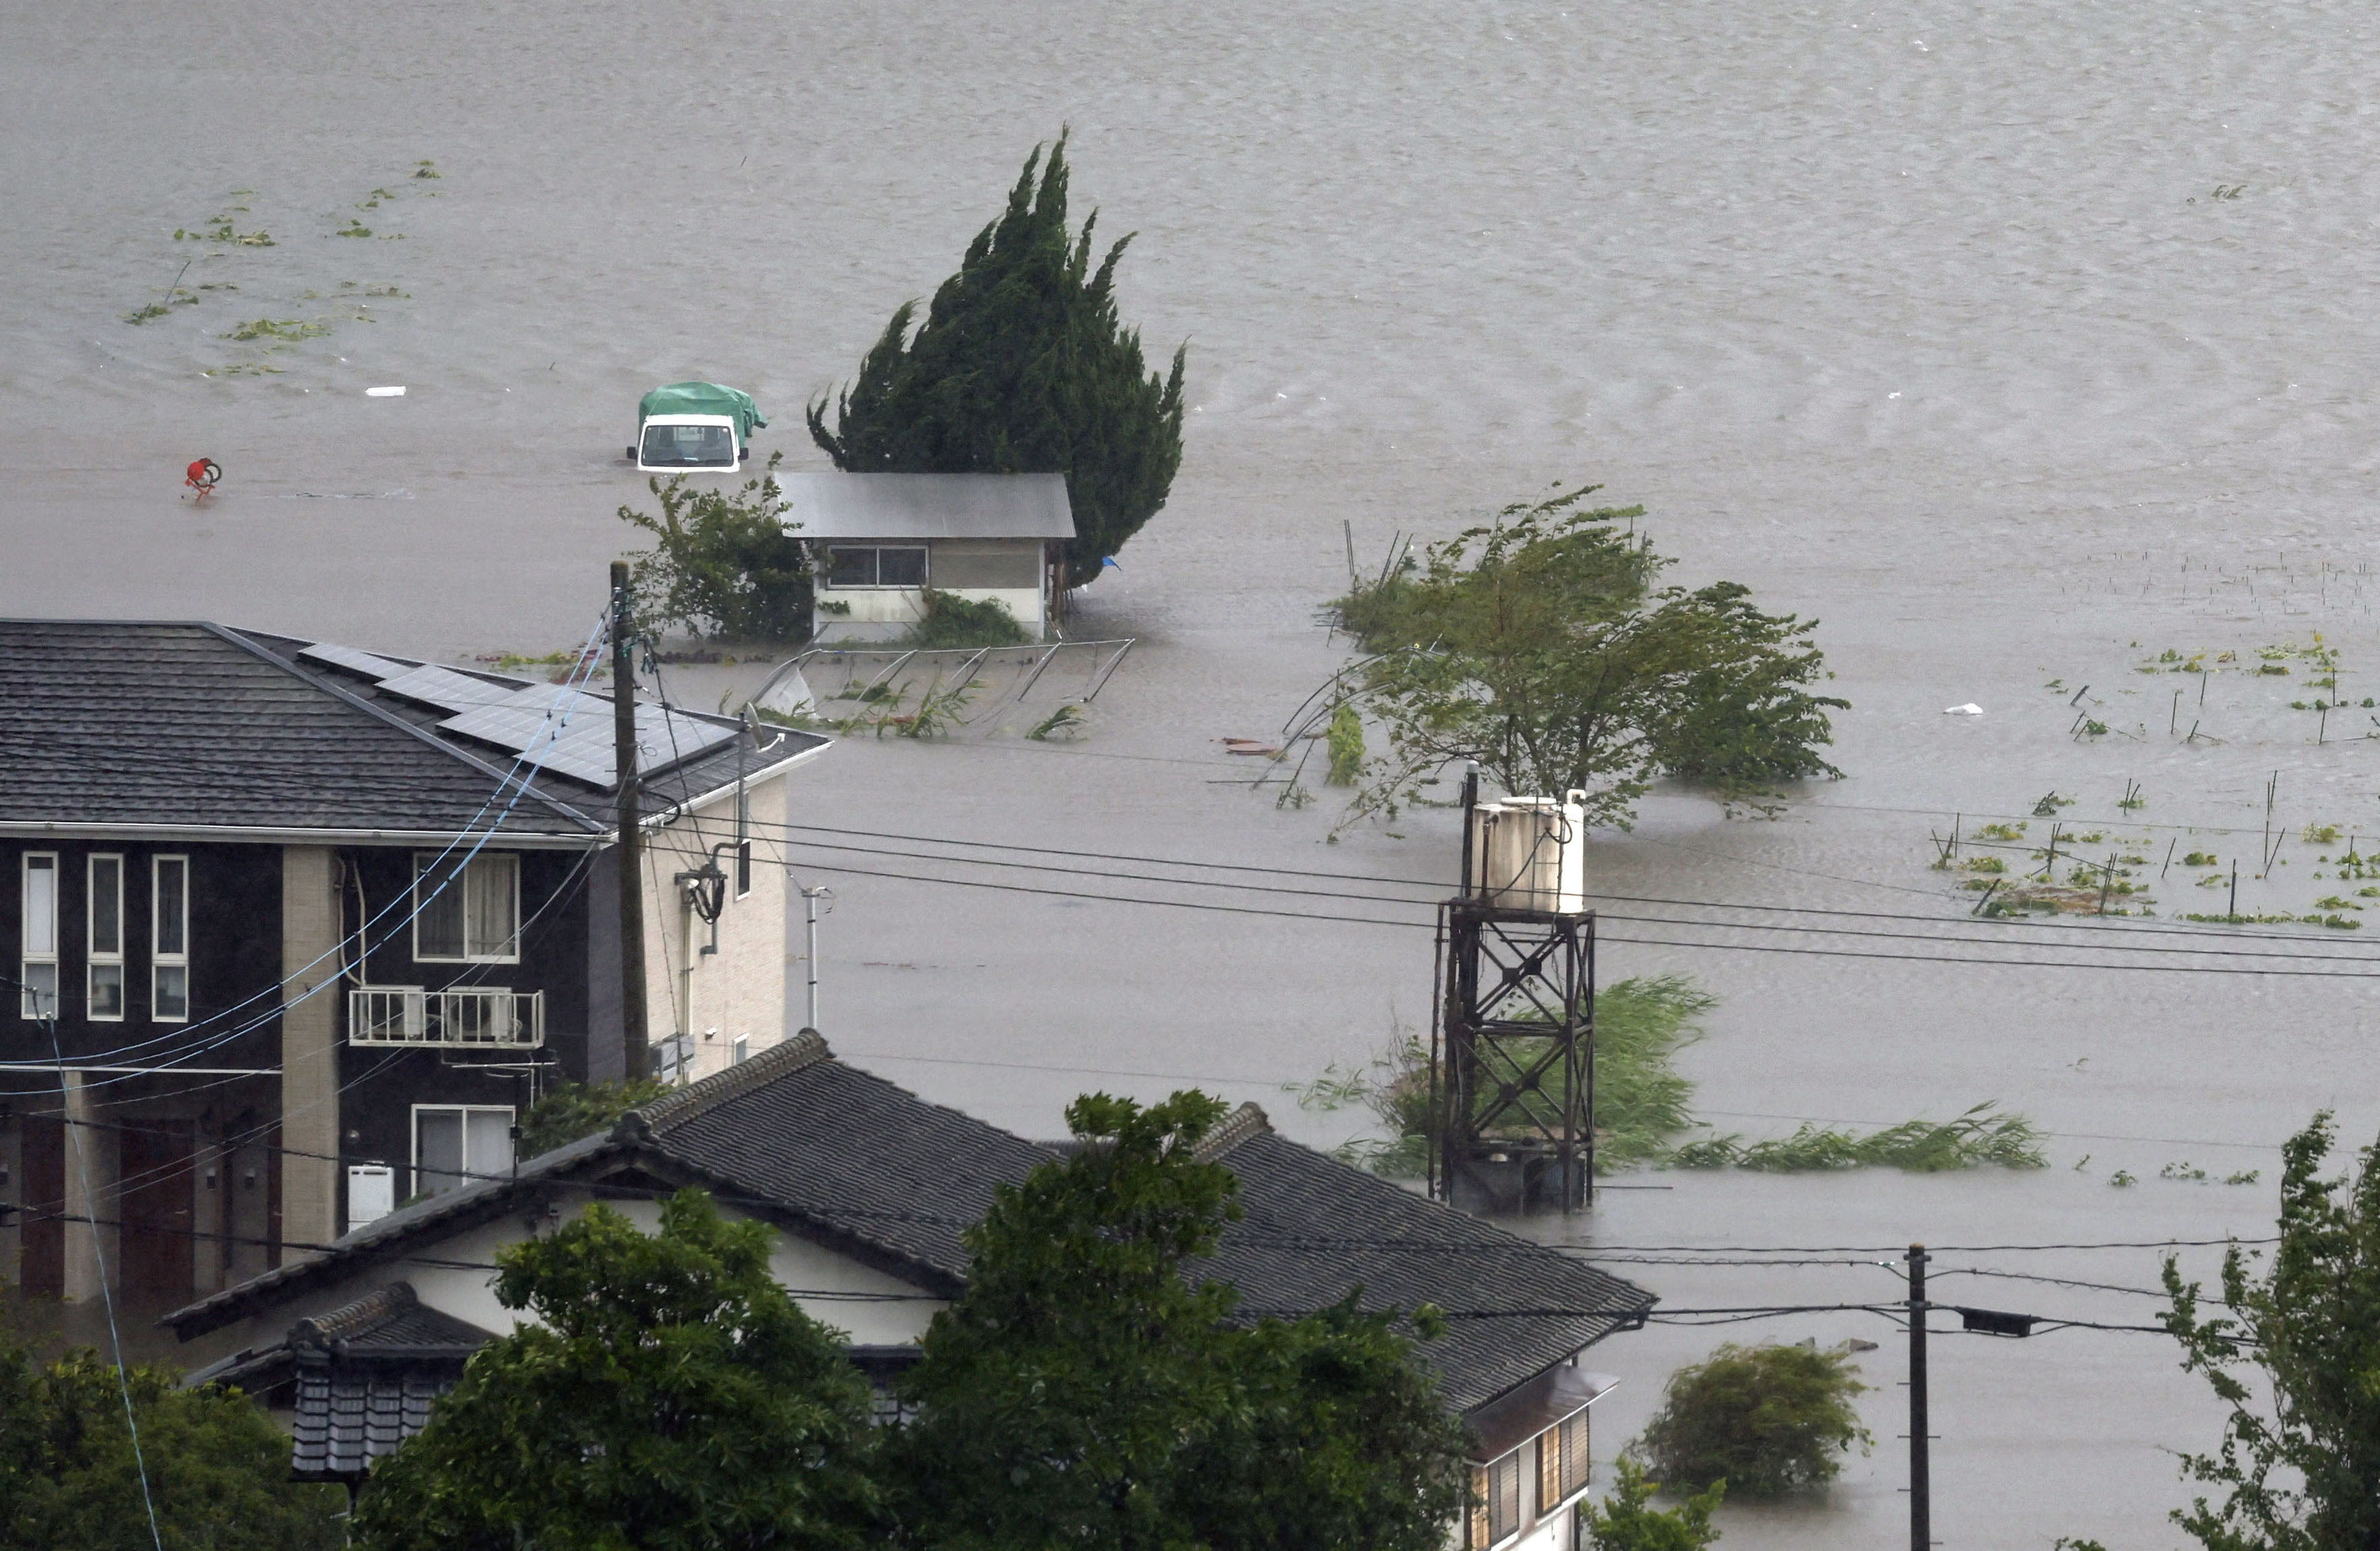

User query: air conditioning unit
[1467,792,1588,914]
[346,1164,395,1237]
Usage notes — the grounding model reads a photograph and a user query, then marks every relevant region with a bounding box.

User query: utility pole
[610,562,648,1081]
[1908,1242,1932,1551]
[798,883,833,1031]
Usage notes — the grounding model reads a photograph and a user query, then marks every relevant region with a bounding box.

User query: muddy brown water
[6,1,2379,1544]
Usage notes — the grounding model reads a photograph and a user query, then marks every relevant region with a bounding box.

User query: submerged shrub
[1635,1342,1872,1498]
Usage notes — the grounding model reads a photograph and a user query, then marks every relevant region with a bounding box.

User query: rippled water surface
[7,2,2379,1545]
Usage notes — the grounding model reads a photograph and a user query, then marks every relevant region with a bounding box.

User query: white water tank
[1467,792,1588,914]
[345,1164,394,1237]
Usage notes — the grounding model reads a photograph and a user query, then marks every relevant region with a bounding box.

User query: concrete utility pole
[610,562,648,1081]
[1908,1242,1932,1551]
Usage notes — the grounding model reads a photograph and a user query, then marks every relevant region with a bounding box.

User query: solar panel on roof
[299,642,416,681]
[375,665,524,713]
[433,684,736,787]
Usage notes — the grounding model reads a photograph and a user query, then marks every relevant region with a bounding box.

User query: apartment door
[118,1122,195,1299]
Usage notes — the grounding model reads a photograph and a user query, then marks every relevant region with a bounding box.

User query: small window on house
[152,856,190,1022]
[825,546,928,589]
[87,855,124,1020]
[1467,1468,1490,1550]
[412,1105,516,1198]
[733,1035,750,1065]
[20,853,59,1019]
[736,840,753,899]
[1553,1408,1590,1503]
[413,853,520,963]
[1483,1449,1523,1545]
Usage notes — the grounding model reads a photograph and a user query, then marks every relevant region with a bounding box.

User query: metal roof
[777,472,1076,540]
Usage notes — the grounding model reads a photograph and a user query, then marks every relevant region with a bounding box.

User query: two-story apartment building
[0,620,825,1307]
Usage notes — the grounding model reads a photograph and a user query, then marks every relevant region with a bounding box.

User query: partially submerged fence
[745,639,1135,740]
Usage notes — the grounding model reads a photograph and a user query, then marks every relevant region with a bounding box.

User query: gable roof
[1197,1108,1654,1414]
[166,1042,1652,1418]
[0,621,825,842]
[777,472,1076,540]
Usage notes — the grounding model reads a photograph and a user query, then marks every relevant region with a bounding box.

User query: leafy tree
[620,454,812,642]
[0,1328,342,1551]
[517,1075,673,1157]
[1582,1458,1725,1550]
[351,1189,877,1551]
[1333,485,1844,826]
[808,133,1187,588]
[889,1090,1469,1551]
[1634,1342,1870,1497]
[2161,1111,2380,1550]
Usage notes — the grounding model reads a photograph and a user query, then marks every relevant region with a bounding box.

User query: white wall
[639,775,790,1084]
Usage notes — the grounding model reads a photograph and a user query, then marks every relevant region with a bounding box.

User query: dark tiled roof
[291,1366,458,1480]
[291,1280,496,1357]
[0,621,825,838]
[1199,1108,1655,1414]
[636,1032,1053,1283]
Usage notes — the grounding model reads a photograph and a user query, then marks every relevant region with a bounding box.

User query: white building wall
[638,774,790,1085]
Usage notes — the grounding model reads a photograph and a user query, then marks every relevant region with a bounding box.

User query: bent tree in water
[1329,484,1846,828]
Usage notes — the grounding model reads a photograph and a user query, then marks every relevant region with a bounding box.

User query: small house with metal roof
[0,620,826,1311]
[169,1031,1652,1546]
[779,472,1076,643]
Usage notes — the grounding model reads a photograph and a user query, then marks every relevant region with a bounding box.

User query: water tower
[1430,770,1597,1213]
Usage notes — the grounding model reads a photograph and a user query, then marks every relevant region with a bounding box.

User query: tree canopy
[351,1189,878,1551]
[1331,485,1844,826]
[620,455,811,643]
[1634,1341,1870,1498]
[2162,1111,2380,1551]
[808,134,1187,588]
[0,1330,342,1551]
[888,1090,1469,1551]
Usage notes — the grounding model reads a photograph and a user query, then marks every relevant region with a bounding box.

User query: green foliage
[517,1077,672,1157]
[890,1091,1468,1551]
[903,588,1029,648]
[0,1327,343,1551]
[1326,700,1366,785]
[1331,486,1844,828]
[1026,702,1086,741]
[2160,1112,2380,1550]
[1594,974,1717,1167]
[620,456,814,642]
[807,133,1187,588]
[351,1189,877,1551]
[1634,1342,1872,1498]
[1669,1104,2048,1172]
[1582,1458,1726,1551]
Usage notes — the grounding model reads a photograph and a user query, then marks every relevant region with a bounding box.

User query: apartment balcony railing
[349,986,545,1048]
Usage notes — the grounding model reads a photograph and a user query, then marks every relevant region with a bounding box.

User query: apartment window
[20,853,59,1019]
[735,840,753,899]
[87,855,125,1020]
[152,855,190,1022]
[413,853,520,963]
[412,1106,516,1199]
[825,545,927,589]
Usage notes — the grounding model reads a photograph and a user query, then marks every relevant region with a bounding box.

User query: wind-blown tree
[1331,484,1844,826]
[351,1189,877,1551]
[808,134,1187,588]
[888,1090,1469,1551]
[2161,1111,2380,1551]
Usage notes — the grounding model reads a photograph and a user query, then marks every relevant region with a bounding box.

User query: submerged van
[628,382,765,473]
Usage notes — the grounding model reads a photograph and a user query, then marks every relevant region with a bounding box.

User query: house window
[87,855,125,1020]
[1544,1408,1589,1504]
[1470,1449,1523,1547]
[152,856,190,1022]
[20,853,59,1019]
[413,853,520,963]
[825,545,928,589]
[412,1105,516,1198]
[735,840,753,899]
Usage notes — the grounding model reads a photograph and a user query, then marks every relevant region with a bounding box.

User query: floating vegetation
[1026,703,1087,742]
[2304,822,2344,845]
[1977,822,2026,842]
[123,289,198,324]
[2225,1169,2261,1186]
[2032,791,2074,816]
[1670,1104,2046,1173]
[2183,851,2220,867]
[413,160,442,178]
[223,318,330,342]
[335,219,373,238]
[202,362,283,377]
[174,209,275,246]
[2161,1161,2209,1182]
[2110,1169,2138,1188]
[2181,910,2360,930]
[358,186,400,209]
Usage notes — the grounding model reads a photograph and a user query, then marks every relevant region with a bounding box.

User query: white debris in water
[1943,702,1984,715]
[365,386,405,397]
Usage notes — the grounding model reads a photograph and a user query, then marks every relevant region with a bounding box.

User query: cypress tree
[808,134,1187,588]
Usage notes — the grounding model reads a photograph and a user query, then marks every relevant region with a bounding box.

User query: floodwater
[6,1,2379,1545]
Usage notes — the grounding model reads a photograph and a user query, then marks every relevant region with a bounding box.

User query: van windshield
[641,423,736,467]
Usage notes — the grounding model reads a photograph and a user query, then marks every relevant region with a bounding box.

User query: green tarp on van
[638,382,766,438]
